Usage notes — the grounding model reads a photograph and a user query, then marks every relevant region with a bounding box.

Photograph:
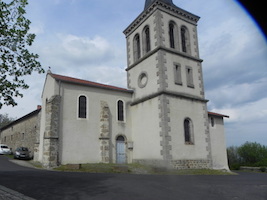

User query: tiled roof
[208,112,229,118]
[49,73,133,93]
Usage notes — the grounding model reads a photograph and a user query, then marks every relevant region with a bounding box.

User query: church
[2,0,230,170]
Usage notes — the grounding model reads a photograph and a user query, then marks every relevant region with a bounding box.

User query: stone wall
[134,159,211,169]
[0,109,41,157]
[171,159,211,169]
[42,95,61,168]
[99,101,111,163]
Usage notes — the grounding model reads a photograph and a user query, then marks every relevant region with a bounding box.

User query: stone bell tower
[124,0,212,169]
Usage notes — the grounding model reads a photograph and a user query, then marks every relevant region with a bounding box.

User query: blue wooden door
[116,137,126,164]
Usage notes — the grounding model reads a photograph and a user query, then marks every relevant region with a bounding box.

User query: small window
[186,66,194,88]
[117,100,124,121]
[143,26,151,54]
[78,95,87,118]
[174,63,182,85]
[184,118,194,144]
[133,34,141,62]
[210,117,215,127]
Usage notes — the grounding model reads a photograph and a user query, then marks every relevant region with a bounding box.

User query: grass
[54,163,235,175]
[3,154,14,159]
[3,154,235,175]
[28,160,43,168]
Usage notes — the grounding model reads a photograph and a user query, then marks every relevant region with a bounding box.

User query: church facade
[34,0,229,170]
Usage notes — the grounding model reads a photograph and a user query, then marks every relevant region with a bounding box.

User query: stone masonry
[42,95,61,168]
[99,101,111,163]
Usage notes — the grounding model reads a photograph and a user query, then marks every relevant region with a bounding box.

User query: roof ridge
[49,73,132,93]
[208,111,229,118]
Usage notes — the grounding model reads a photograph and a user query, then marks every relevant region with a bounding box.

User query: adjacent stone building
[0,106,41,156]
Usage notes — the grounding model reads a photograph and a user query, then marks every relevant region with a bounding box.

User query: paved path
[0,156,267,200]
[0,156,37,199]
[0,185,35,200]
[9,160,37,169]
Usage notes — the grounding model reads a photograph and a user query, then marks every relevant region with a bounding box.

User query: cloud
[226,121,267,147]
[211,96,267,124]
[207,77,267,108]
[201,11,267,100]
[35,34,122,73]
[29,22,45,35]
[60,34,113,63]
[211,97,267,146]
[83,66,127,88]
[31,33,127,88]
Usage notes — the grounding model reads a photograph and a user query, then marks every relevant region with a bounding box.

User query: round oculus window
[138,72,148,88]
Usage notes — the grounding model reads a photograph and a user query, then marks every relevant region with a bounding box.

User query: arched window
[133,34,141,62]
[78,95,87,118]
[181,26,190,53]
[142,26,151,54]
[184,118,194,144]
[117,100,124,121]
[169,22,175,49]
[169,21,179,49]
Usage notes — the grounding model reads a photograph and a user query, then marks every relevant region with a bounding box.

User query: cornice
[125,46,203,71]
[123,0,200,37]
[131,90,209,106]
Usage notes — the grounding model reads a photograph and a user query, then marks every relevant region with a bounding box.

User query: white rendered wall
[169,97,209,160]
[128,54,159,100]
[131,98,162,160]
[209,116,229,170]
[58,82,132,165]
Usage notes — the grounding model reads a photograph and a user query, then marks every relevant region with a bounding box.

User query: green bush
[227,142,267,169]
[238,142,267,166]
[255,158,267,167]
[229,163,240,170]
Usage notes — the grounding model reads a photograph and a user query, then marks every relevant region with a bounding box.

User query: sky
[1,0,266,147]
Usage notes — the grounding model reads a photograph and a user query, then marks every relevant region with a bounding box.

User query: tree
[0,113,15,128]
[238,142,267,166]
[0,0,44,109]
[227,146,240,169]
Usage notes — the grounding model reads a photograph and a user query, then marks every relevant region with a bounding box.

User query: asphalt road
[0,156,266,200]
